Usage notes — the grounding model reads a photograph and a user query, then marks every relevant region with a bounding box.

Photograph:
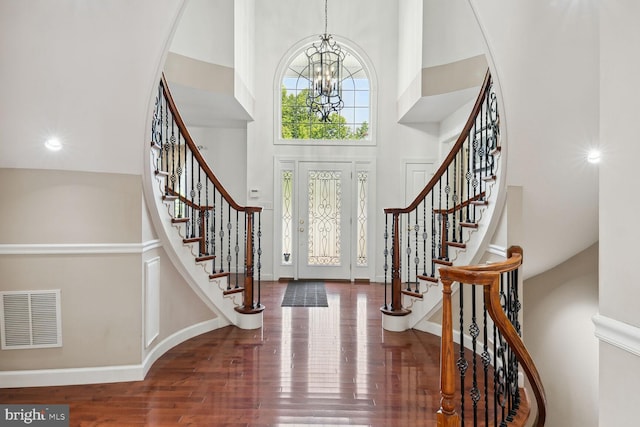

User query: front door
[297,162,352,280]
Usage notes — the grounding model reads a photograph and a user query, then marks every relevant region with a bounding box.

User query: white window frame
[274,35,378,147]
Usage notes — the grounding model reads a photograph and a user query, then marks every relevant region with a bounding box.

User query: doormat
[281,281,328,307]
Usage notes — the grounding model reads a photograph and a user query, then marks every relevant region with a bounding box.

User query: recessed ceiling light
[587,149,601,164]
[45,137,63,151]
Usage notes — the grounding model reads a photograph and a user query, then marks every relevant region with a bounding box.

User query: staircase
[381,70,505,332]
[145,74,264,330]
[437,246,546,426]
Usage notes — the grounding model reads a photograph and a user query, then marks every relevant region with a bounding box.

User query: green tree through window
[281,87,369,140]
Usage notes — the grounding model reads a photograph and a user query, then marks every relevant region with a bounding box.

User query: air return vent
[0,290,62,350]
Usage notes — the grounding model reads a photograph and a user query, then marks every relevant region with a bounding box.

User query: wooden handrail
[437,246,546,427]
[385,70,491,216]
[159,74,261,215]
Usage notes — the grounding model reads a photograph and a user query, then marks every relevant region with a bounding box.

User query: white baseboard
[0,318,219,388]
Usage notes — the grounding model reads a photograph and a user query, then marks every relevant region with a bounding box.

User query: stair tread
[417,274,439,283]
[433,258,453,266]
[195,255,215,262]
[155,170,169,177]
[460,222,478,229]
[223,287,244,295]
[183,237,201,243]
[471,200,488,206]
[171,217,189,224]
[163,195,178,201]
[401,289,423,299]
[210,272,231,280]
[482,175,496,182]
[446,241,466,249]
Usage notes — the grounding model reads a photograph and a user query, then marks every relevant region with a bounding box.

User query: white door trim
[274,156,376,281]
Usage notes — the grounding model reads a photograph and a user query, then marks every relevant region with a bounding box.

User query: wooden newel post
[437,277,460,427]
[243,211,255,309]
[391,212,402,311]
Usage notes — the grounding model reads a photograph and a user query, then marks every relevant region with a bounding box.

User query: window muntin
[280,46,370,141]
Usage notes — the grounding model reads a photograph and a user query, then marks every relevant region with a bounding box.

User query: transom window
[280,43,371,142]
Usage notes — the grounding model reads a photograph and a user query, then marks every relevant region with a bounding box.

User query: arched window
[277,38,374,145]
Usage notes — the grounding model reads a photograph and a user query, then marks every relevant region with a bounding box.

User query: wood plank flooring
[0,281,446,426]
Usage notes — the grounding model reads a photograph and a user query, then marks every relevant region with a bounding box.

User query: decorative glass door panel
[298,162,351,279]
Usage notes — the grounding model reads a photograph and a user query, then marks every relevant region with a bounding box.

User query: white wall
[599,0,640,423]
[469,0,599,278]
[0,0,183,175]
[524,244,599,427]
[189,126,248,205]
[423,0,485,68]
[234,0,255,117]
[170,0,234,67]
[397,0,423,100]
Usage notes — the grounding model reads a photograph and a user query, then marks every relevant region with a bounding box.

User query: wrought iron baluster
[398,214,402,295]
[479,92,486,197]
[458,148,465,242]
[493,310,498,427]
[482,293,490,427]
[168,101,174,197]
[227,204,232,286]
[458,283,467,427]
[431,190,436,277]
[437,178,443,260]
[466,128,472,223]
[470,285,480,425]
[452,154,458,243]
[471,117,479,224]
[445,168,450,258]
[497,275,508,426]
[220,193,226,280]
[414,210,419,292]
[158,94,165,175]
[197,164,202,255]
[205,179,210,259]
[212,187,217,273]
[171,131,182,221]
[235,210,240,289]
[406,213,411,291]
[422,198,427,276]
[506,270,521,421]
[188,148,195,238]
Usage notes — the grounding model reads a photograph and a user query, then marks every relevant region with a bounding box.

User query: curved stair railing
[437,246,546,427]
[382,70,500,319]
[150,74,264,317]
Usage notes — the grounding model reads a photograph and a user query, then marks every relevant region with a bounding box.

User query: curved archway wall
[0,0,226,386]
[468,1,601,426]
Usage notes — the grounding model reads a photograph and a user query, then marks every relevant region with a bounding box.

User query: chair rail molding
[593,313,640,358]
[0,240,162,255]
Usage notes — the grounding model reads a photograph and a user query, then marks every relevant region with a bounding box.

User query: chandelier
[305,0,345,122]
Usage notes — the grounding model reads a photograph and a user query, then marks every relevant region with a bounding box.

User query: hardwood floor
[0,281,445,426]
